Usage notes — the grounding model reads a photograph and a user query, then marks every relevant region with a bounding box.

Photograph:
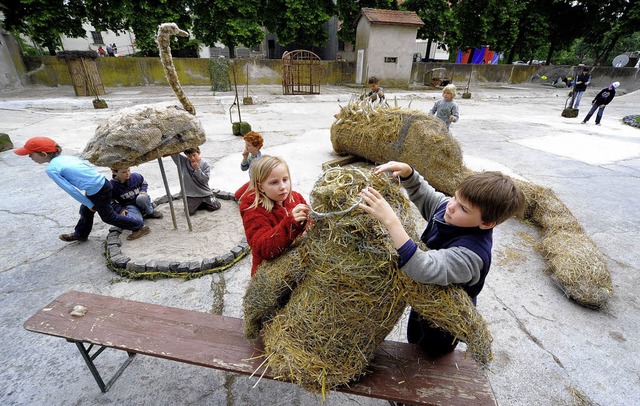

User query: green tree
[188,0,264,58]
[84,0,195,56]
[335,0,398,44]
[260,0,336,47]
[1,0,87,55]
[401,0,456,59]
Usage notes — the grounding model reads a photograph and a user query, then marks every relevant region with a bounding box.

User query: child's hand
[359,187,410,248]
[189,159,199,169]
[292,204,309,223]
[449,114,455,121]
[242,147,249,158]
[120,209,128,216]
[374,161,412,179]
[359,187,396,225]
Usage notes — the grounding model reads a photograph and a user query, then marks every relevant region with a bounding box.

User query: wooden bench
[24,290,496,406]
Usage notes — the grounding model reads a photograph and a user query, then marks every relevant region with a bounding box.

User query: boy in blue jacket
[14,137,149,242]
[110,167,163,222]
[359,161,524,355]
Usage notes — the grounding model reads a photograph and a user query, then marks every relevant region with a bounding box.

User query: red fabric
[239,190,309,276]
[234,181,250,200]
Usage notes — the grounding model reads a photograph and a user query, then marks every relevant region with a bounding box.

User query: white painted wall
[60,23,137,56]
[366,25,417,85]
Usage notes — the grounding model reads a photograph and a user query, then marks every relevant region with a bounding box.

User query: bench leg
[74,341,136,393]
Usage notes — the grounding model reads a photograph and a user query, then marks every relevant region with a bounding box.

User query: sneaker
[59,233,88,242]
[581,121,587,124]
[127,226,150,240]
[596,123,601,126]
[145,210,164,219]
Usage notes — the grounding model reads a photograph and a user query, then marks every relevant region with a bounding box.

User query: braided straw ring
[309,167,370,218]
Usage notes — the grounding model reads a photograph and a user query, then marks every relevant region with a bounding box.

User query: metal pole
[175,157,193,232]
[157,157,177,229]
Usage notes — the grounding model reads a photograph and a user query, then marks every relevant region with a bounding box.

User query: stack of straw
[330,101,612,308]
[243,168,492,397]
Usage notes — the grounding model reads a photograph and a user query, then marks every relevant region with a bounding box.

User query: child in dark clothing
[110,167,163,221]
[359,161,524,356]
[581,82,619,125]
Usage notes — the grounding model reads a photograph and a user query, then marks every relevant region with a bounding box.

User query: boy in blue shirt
[359,161,524,355]
[14,137,150,242]
[110,167,163,222]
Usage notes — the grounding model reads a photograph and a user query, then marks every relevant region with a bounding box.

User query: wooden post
[174,157,193,232]
[157,158,177,230]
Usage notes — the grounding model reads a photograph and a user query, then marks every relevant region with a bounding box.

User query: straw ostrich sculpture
[82,23,204,229]
[243,167,493,397]
[330,101,612,309]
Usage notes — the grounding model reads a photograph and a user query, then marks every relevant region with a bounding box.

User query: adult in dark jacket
[582,82,619,125]
[569,67,591,108]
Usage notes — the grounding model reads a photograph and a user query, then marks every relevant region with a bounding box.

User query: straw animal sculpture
[82,23,205,169]
[243,168,492,397]
[330,101,612,309]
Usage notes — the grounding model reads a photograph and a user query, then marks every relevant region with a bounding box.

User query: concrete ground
[1,82,639,406]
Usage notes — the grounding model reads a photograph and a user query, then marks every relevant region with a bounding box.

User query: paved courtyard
[1,82,639,405]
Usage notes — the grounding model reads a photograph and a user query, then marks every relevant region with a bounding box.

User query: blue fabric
[46,155,106,208]
[110,173,148,213]
[583,104,606,124]
[74,181,144,238]
[397,239,418,268]
[421,201,493,299]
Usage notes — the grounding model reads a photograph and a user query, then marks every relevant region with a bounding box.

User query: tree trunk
[426,38,433,61]
[228,44,236,59]
[545,42,556,66]
[596,32,623,66]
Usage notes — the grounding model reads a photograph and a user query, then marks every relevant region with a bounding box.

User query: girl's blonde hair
[246,155,293,212]
[443,84,457,98]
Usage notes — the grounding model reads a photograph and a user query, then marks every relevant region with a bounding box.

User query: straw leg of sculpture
[157,157,177,229]
[174,155,193,232]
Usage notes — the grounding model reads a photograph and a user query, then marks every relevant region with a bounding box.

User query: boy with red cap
[14,137,150,242]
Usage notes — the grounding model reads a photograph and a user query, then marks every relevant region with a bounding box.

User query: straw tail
[155,23,196,115]
[399,274,494,368]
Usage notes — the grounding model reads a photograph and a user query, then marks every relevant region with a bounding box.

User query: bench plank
[24,290,496,406]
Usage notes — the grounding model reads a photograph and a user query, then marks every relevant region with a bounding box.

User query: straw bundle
[243,168,492,396]
[331,101,472,195]
[330,102,612,309]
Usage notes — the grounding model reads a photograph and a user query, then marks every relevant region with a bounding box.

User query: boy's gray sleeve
[401,169,448,221]
[192,160,211,183]
[401,246,483,286]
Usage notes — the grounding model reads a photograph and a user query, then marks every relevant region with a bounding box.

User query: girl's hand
[292,204,309,223]
[373,161,412,179]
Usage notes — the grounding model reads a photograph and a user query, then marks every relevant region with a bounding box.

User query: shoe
[127,226,150,240]
[596,123,601,126]
[145,210,164,219]
[581,121,586,124]
[59,233,88,242]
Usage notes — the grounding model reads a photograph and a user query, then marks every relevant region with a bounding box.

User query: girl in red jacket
[239,156,310,276]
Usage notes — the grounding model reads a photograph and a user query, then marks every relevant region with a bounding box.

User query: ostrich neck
[158,31,196,116]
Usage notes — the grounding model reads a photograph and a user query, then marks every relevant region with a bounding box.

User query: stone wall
[18,56,640,92]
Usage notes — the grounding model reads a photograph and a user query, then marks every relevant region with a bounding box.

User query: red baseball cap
[14,137,58,155]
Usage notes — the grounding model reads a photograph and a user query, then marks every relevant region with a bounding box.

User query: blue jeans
[135,193,154,215]
[583,103,605,124]
[74,181,144,238]
[570,91,585,108]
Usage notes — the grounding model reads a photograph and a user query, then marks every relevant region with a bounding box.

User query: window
[91,32,104,45]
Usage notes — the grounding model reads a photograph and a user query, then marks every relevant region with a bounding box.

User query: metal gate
[282,50,321,95]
